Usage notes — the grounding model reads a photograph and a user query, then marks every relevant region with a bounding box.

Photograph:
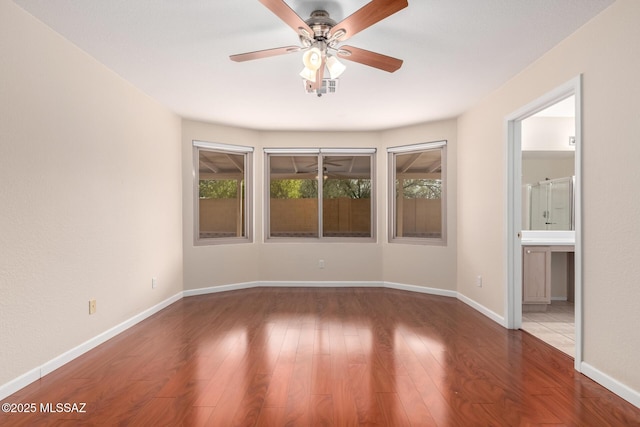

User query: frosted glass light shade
[302,47,322,71]
[326,56,346,79]
[299,67,316,82]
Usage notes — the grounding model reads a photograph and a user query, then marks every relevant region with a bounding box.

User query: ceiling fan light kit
[230,0,408,95]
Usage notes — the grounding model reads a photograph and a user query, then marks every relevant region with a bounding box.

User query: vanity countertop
[520,230,575,246]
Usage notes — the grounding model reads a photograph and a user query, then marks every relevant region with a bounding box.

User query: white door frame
[505,75,583,371]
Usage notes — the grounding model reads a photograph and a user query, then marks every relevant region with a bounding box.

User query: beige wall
[182,119,457,289]
[0,2,183,387]
[381,121,458,290]
[457,0,640,393]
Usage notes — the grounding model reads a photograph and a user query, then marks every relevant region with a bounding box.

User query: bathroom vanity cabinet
[523,244,574,310]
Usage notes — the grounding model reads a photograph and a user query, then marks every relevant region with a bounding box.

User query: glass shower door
[547,177,573,230]
[528,177,574,230]
[530,184,544,230]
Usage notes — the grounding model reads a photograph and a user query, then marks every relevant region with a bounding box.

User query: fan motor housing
[305,10,336,40]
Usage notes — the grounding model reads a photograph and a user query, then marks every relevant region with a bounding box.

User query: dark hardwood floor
[2,287,639,426]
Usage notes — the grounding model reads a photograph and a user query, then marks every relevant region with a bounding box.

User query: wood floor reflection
[2,287,639,426]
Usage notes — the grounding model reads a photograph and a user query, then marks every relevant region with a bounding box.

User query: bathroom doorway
[505,76,583,371]
[520,96,576,356]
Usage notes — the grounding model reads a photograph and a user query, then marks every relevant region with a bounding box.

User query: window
[193,141,253,244]
[388,141,446,244]
[265,148,375,240]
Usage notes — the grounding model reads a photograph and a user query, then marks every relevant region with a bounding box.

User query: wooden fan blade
[259,0,314,38]
[329,0,408,42]
[337,45,403,73]
[230,46,301,62]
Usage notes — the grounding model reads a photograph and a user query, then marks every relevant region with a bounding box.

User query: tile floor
[521,300,575,357]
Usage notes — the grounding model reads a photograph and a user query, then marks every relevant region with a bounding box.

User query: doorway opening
[521,96,575,356]
[506,76,582,371]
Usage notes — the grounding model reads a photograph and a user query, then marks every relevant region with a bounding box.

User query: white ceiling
[14,0,613,131]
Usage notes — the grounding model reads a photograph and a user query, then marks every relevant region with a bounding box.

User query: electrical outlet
[152,277,158,289]
[476,275,483,287]
[318,259,325,269]
[89,299,97,315]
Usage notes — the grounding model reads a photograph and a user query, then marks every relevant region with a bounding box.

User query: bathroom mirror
[521,96,575,231]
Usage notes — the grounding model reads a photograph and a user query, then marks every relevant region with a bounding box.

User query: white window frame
[193,140,253,245]
[388,141,447,245]
[264,148,376,242]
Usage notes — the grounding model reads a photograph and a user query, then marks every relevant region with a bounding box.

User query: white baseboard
[383,281,457,298]
[183,281,257,297]
[581,362,640,409]
[456,292,507,327]
[0,292,182,401]
[184,281,385,297]
[0,367,41,403]
[260,280,385,288]
[185,280,453,296]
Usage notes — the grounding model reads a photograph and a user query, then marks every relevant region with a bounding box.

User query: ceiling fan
[230,0,408,94]
[304,157,351,167]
